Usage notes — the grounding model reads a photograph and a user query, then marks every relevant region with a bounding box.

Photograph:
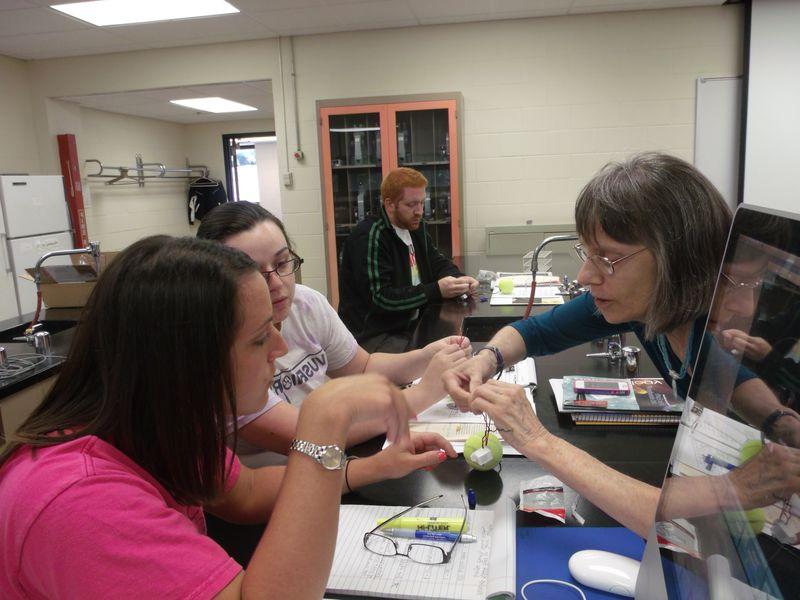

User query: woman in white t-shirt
[198,202,470,460]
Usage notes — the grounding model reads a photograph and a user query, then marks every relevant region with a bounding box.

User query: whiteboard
[694,76,742,211]
[743,0,800,213]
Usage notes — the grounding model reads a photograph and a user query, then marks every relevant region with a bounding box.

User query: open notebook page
[406,359,536,456]
[327,500,515,600]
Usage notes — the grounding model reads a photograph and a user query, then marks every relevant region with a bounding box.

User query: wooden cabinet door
[319,97,461,306]
[388,99,461,259]
[320,105,390,305]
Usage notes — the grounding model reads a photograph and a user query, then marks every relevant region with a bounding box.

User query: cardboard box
[21,252,117,308]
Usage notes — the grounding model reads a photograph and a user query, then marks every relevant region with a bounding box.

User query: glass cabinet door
[327,111,384,264]
[394,108,453,257]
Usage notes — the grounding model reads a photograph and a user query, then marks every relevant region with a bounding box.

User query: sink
[461,315,520,342]
[0,320,77,344]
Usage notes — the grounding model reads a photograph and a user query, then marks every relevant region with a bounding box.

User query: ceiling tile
[407,0,492,21]
[331,1,417,28]
[0,7,89,36]
[105,14,274,44]
[570,0,721,9]
[0,0,729,60]
[491,0,571,14]
[231,0,324,9]
[246,5,342,33]
[0,0,41,9]
[0,29,146,60]
[244,80,273,93]
[183,82,267,98]
[56,79,275,124]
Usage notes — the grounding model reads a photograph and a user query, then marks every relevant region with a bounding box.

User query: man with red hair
[339,167,477,352]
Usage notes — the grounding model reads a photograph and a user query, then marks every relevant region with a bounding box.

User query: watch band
[474,345,505,377]
[289,439,346,470]
[761,409,797,439]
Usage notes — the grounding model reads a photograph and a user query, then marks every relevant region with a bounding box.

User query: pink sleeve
[18,474,242,599]
[224,446,241,493]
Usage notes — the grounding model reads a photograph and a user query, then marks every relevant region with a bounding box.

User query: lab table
[206,296,677,594]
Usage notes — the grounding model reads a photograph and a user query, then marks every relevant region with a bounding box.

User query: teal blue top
[509,292,752,400]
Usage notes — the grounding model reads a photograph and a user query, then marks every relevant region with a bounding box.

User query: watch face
[320,446,344,469]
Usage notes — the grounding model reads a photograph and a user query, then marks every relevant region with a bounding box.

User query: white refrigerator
[0,175,74,320]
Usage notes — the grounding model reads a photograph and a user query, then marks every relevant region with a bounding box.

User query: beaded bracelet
[344,456,360,493]
[474,345,505,378]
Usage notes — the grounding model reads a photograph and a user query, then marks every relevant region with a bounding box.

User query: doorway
[223,132,281,218]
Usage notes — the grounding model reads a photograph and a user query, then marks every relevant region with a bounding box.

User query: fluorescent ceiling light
[170,97,258,114]
[51,0,238,27]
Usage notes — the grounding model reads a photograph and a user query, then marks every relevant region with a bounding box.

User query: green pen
[376,516,467,533]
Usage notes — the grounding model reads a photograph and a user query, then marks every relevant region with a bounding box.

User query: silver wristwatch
[289,439,347,470]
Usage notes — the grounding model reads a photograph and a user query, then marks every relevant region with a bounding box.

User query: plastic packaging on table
[519,475,566,523]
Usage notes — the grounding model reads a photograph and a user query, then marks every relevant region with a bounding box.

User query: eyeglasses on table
[363,494,467,565]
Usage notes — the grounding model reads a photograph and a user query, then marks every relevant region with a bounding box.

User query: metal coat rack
[85,154,216,187]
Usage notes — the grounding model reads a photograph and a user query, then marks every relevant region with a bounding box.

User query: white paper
[486,497,516,600]
[670,398,760,477]
[496,272,561,286]
[402,359,537,456]
[489,283,564,306]
[327,504,498,600]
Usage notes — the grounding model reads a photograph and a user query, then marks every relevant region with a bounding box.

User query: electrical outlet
[282,172,294,187]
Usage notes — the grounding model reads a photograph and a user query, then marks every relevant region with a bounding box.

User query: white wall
[255,140,282,218]
[19,6,743,295]
[79,107,190,249]
[743,0,800,213]
[0,55,40,174]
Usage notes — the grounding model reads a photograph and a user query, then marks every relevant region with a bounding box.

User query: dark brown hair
[197,202,293,250]
[0,236,258,504]
[575,152,732,339]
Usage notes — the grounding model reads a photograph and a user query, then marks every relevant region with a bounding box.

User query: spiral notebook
[571,412,680,425]
[326,498,516,600]
[550,378,681,426]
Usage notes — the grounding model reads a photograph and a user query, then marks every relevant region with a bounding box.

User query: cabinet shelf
[397,160,450,166]
[332,163,381,170]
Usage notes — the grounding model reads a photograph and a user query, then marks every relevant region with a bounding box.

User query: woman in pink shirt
[0,236,453,599]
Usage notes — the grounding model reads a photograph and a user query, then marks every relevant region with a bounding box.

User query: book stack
[550,376,684,425]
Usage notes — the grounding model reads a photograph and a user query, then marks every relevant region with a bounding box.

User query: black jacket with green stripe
[338,207,462,342]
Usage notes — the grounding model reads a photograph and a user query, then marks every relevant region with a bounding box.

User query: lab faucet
[523,234,581,318]
[15,241,102,353]
[586,334,641,374]
[528,234,579,279]
[33,241,101,287]
[586,335,624,362]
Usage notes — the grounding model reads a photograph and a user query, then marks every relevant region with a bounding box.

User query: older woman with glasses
[446,152,730,409]
[198,203,469,471]
[442,152,800,536]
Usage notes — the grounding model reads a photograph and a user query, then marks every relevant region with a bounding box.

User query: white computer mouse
[568,549,640,598]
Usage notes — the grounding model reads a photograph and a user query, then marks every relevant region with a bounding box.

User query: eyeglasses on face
[261,253,303,280]
[721,271,763,290]
[363,494,467,565]
[574,243,646,276]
